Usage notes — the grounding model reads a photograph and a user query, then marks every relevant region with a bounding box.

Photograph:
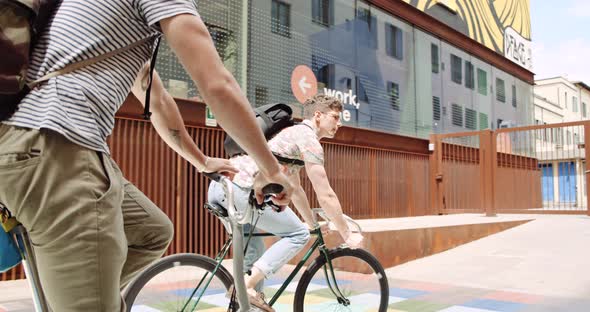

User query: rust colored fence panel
[494,123,589,214]
[440,135,483,213]
[431,122,590,216]
[300,144,431,220]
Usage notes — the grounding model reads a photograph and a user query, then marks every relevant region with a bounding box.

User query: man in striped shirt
[0,1,293,311]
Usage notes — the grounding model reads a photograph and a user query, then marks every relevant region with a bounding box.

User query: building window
[564,92,568,108]
[464,61,474,89]
[312,0,330,27]
[511,85,517,108]
[357,6,378,49]
[431,44,439,73]
[479,112,488,130]
[496,78,506,103]
[387,82,400,111]
[355,77,368,102]
[573,97,578,112]
[583,102,587,118]
[386,24,403,60]
[255,86,268,105]
[477,68,487,95]
[271,0,290,37]
[465,108,477,130]
[545,128,552,144]
[317,64,333,89]
[451,54,462,84]
[452,104,463,127]
[433,96,441,120]
[345,77,352,90]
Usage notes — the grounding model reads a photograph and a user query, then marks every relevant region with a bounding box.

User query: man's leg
[0,125,126,312]
[246,207,310,283]
[119,180,174,289]
[243,223,265,292]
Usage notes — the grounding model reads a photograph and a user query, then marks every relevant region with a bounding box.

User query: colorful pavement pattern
[2,277,589,311]
[125,277,590,312]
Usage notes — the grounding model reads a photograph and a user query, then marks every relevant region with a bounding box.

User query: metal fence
[430,121,590,215]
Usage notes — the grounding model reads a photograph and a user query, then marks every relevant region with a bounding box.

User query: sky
[530,0,590,83]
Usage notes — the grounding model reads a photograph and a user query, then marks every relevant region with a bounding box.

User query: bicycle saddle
[204,202,228,218]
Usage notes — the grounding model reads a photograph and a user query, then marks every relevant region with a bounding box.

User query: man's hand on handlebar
[252,170,294,207]
[344,232,364,249]
[201,157,239,179]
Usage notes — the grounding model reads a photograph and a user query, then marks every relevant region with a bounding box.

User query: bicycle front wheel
[123,253,234,312]
[293,248,389,312]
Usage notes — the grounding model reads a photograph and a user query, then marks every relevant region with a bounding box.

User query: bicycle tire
[123,253,234,312]
[293,248,389,312]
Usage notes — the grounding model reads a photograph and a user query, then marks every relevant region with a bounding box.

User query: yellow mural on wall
[402,0,532,70]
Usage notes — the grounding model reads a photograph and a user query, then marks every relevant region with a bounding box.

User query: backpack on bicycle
[0,0,58,121]
[224,103,304,166]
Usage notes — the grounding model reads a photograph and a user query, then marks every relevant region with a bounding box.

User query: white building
[533,77,589,209]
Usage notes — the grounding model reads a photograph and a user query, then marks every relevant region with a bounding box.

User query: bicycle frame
[189,226,350,309]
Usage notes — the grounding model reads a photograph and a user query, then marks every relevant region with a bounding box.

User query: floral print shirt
[230,119,324,189]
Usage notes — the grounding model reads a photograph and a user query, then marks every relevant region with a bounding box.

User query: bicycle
[123,174,389,311]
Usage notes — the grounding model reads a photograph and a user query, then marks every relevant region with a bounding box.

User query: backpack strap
[273,153,304,166]
[27,36,154,89]
[143,37,161,120]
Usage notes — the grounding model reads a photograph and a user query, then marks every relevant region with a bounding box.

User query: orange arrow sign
[291,65,318,104]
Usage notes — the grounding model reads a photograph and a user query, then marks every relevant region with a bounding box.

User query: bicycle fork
[319,245,350,306]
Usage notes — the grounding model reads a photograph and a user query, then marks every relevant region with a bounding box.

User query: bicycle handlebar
[203,172,284,197]
[311,208,363,235]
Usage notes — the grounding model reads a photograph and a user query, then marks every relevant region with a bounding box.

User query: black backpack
[0,0,58,121]
[0,0,159,122]
[224,103,304,166]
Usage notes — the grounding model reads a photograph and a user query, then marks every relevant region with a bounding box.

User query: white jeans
[207,181,310,284]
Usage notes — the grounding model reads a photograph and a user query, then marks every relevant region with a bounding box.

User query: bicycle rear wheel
[123,253,234,312]
[293,248,389,312]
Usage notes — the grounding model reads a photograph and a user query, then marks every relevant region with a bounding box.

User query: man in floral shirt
[208,94,364,312]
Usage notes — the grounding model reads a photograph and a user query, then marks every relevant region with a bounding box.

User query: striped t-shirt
[3,0,198,154]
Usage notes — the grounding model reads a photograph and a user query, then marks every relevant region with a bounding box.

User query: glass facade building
[155,0,533,139]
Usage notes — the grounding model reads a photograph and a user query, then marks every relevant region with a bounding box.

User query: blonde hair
[302,94,343,119]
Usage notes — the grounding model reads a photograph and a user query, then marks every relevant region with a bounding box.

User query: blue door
[540,164,554,201]
[558,162,576,202]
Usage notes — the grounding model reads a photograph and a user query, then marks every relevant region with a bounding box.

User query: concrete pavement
[1,214,589,311]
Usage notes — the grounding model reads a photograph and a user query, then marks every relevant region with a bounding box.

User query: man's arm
[159,14,292,203]
[131,65,237,174]
[305,162,363,248]
[288,171,317,228]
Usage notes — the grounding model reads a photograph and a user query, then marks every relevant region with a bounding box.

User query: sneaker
[248,291,275,312]
[227,285,274,312]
